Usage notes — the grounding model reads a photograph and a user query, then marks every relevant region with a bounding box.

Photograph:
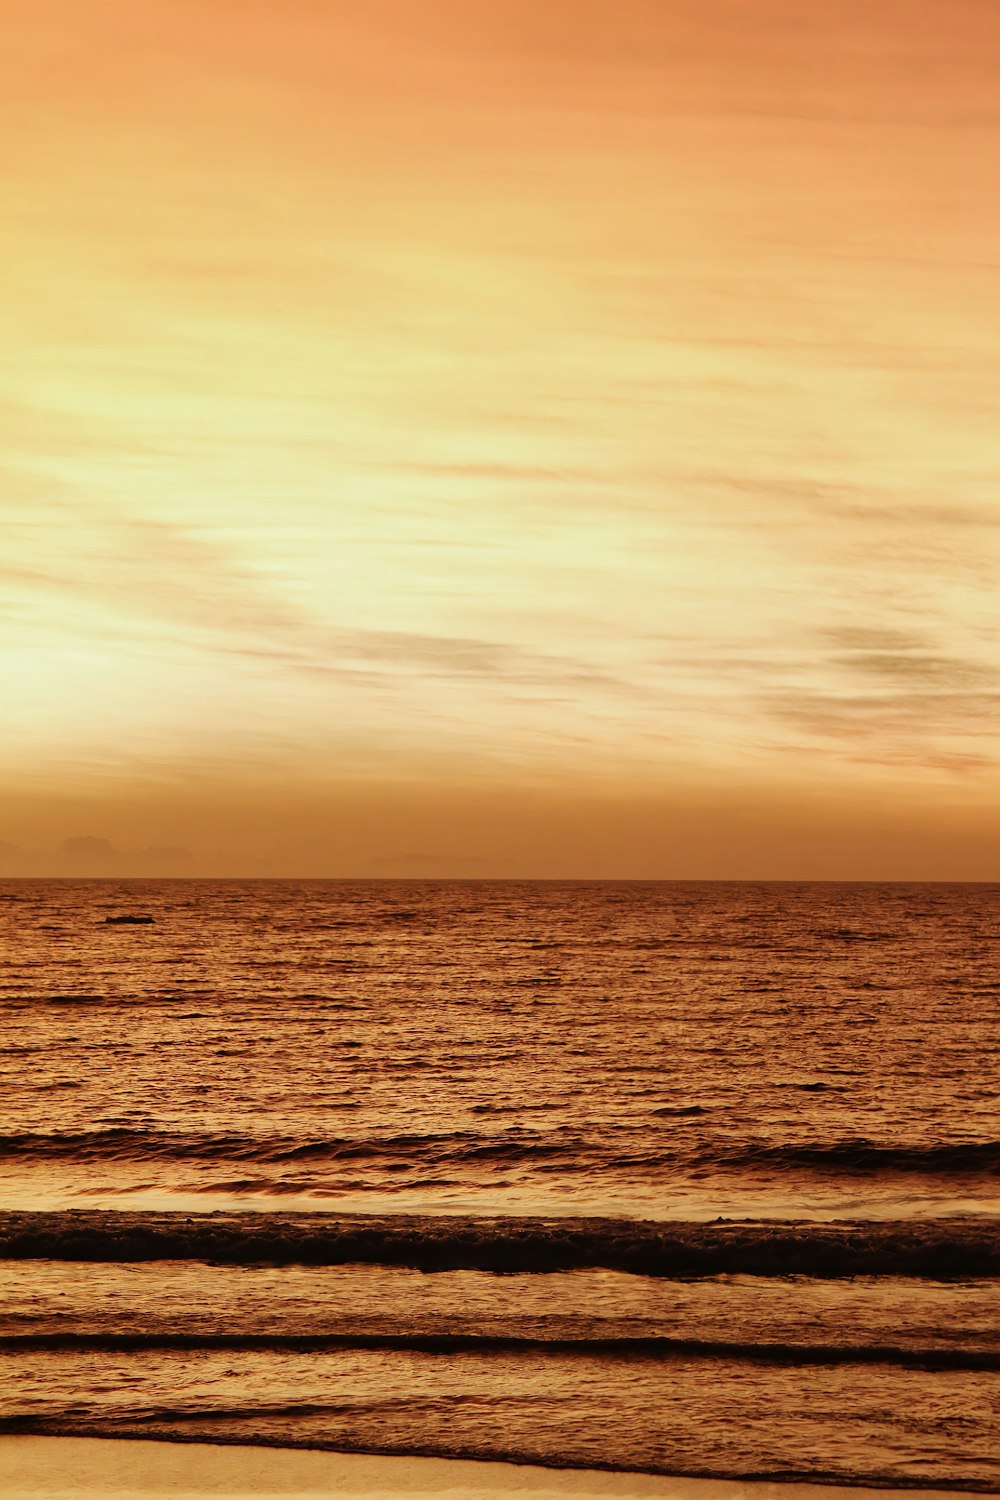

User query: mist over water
[1,881,998,1488]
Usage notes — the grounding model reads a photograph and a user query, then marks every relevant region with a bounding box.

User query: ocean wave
[2,1329,996,1369]
[1,1210,997,1278]
[0,1128,582,1167]
[1,1128,997,1176]
[712,1140,1000,1175]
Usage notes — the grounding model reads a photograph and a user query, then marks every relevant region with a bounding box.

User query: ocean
[1,879,997,1489]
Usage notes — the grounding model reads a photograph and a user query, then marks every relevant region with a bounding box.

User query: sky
[3,0,1000,878]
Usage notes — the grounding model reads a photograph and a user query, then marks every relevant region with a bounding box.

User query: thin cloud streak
[2,1,999,872]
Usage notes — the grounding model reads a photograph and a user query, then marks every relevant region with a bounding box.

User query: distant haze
[3,2,999,877]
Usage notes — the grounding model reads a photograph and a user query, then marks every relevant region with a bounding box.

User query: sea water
[1,880,997,1487]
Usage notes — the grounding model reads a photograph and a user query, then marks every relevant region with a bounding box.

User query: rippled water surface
[1,880,998,1488]
[2,879,998,1217]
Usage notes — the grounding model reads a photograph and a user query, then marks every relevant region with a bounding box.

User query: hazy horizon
[4,872,1000,884]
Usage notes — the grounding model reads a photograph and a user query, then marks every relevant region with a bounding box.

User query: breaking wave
[2,1210,997,1278]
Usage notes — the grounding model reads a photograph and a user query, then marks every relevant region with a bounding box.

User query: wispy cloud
[3,0,999,870]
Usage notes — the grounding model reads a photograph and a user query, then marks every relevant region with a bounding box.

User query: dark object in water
[104,915,155,926]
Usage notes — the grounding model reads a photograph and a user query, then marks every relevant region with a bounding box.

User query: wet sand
[0,1438,974,1500]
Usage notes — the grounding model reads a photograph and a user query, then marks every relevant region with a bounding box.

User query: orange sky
[3,0,1000,877]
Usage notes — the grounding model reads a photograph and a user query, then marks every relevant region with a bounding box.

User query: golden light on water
[3,1,1000,875]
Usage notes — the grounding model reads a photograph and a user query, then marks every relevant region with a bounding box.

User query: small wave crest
[2,1329,997,1370]
[2,1129,997,1177]
[2,1210,997,1278]
[711,1139,1000,1175]
[0,1128,585,1167]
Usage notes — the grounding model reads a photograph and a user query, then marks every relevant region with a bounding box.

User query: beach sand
[0,1439,973,1500]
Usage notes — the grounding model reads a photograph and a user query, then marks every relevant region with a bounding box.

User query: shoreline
[0,1437,986,1500]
